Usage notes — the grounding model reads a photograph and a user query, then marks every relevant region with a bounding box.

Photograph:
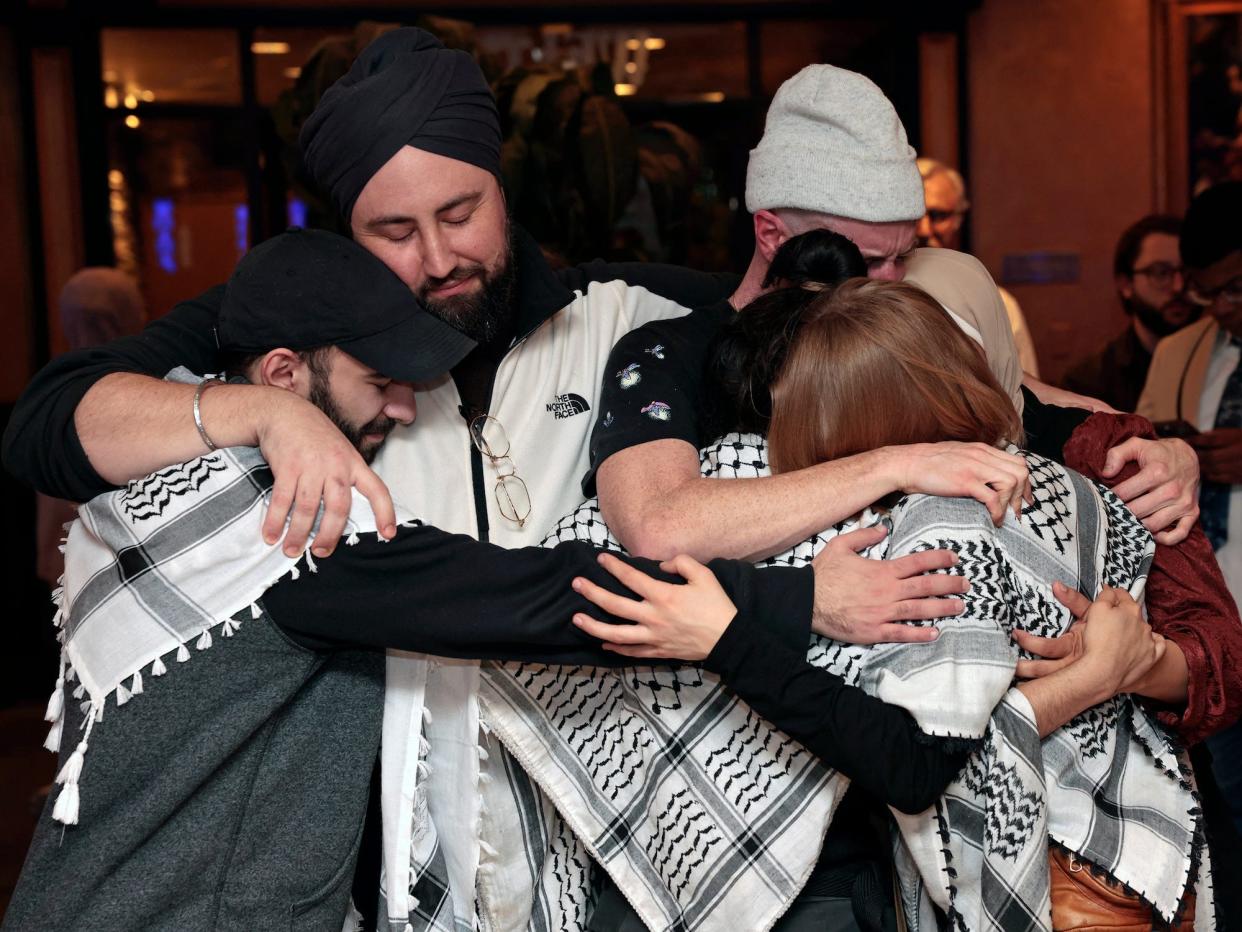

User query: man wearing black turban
[2,24,740,932]
[300,28,503,224]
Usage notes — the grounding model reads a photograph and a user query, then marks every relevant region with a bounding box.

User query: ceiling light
[104,86,119,109]
[123,92,138,109]
[625,61,637,75]
[644,38,666,50]
[140,90,155,102]
[251,41,291,55]
[614,83,637,97]
[124,115,140,129]
[625,38,641,51]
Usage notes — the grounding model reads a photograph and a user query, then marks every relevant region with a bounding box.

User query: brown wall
[967,0,1157,385]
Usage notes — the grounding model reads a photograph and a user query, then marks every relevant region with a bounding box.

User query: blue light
[152,198,176,273]
[234,205,249,255]
[287,197,307,228]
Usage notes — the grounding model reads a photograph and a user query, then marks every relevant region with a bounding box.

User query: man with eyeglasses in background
[916,157,1040,376]
[1138,183,1242,889]
[1064,214,1198,412]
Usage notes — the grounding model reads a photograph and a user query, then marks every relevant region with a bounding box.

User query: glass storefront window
[473,22,749,101]
[252,26,343,107]
[106,115,250,317]
[101,28,242,107]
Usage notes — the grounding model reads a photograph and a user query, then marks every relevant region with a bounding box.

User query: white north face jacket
[371,228,715,931]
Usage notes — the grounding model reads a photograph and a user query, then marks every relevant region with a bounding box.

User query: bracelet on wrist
[193,377,222,453]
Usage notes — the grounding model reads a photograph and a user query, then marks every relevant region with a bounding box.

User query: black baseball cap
[218,227,476,381]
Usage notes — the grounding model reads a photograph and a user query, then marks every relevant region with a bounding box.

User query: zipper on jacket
[460,403,491,544]
[456,323,529,545]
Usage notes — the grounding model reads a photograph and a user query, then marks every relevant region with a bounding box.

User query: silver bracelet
[193,378,220,452]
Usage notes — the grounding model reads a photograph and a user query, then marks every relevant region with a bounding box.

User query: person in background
[36,268,148,586]
[1063,215,1198,412]
[916,156,1039,376]
[1138,182,1242,865]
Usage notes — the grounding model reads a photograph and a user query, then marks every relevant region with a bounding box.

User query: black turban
[299,28,502,223]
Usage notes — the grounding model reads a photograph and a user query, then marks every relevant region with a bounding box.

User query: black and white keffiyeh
[43,369,391,830]
[479,433,1210,932]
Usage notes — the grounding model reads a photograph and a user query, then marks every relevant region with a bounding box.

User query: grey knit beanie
[746,65,925,222]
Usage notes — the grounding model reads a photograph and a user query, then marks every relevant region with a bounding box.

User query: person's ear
[753,210,790,263]
[1115,274,1134,300]
[255,348,311,397]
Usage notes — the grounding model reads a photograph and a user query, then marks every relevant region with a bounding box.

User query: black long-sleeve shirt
[263,521,811,663]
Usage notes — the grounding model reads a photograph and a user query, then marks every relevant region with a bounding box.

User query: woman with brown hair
[565,251,1217,931]
[480,231,1219,932]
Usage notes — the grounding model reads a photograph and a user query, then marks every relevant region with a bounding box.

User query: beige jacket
[1136,316,1219,424]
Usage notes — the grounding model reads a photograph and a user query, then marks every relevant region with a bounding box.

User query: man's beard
[309,371,396,465]
[419,234,517,346]
[1124,294,1201,339]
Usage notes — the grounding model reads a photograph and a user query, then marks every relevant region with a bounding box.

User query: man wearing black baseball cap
[4,228,820,931]
[214,226,475,464]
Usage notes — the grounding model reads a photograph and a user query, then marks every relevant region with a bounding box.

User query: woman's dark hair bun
[704,229,868,438]
[762,228,868,290]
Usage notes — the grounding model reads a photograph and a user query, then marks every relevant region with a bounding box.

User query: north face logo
[547,393,591,419]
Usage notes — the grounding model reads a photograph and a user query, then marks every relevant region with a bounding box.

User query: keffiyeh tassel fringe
[44,657,66,724]
[43,715,63,753]
[43,653,68,752]
[52,710,97,826]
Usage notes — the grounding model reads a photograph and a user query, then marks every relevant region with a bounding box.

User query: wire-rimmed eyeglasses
[469,414,532,528]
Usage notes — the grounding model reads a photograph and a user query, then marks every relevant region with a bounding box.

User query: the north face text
[546,393,591,419]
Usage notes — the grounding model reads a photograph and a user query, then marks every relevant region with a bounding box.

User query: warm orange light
[644,38,666,50]
[140,90,155,102]
[283,66,302,79]
[104,86,119,109]
[124,115,140,129]
[250,41,291,55]
[614,83,637,97]
[123,92,138,109]
[700,91,725,103]
[625,38,641,51]
[625,61,638,75]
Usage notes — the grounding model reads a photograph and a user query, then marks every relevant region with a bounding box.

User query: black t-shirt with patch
[583,298,734,495]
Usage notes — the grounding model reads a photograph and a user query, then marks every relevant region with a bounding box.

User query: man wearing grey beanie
[590,62,1201,606]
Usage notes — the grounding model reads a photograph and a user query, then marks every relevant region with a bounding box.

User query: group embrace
[4,27,1242,932]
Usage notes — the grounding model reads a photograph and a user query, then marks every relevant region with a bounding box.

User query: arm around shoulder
[3,287,225,500]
